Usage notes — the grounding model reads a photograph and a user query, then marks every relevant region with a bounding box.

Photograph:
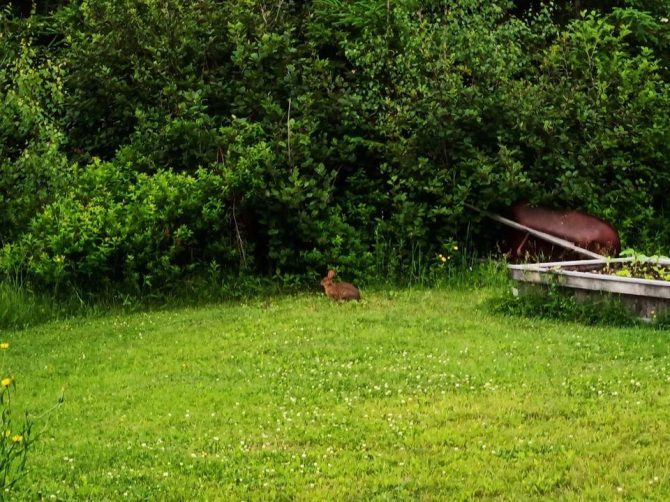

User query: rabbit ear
[327,270,336,279]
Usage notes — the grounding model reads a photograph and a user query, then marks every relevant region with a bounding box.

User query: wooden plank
[508,268,670,298]
[464,203,603,260]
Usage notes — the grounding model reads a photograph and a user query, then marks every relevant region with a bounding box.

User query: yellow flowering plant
[436,240,461,267]
[0,342,62,495]
[0,371,32,494]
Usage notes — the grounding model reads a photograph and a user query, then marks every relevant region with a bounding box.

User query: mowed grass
[5,287,670,500]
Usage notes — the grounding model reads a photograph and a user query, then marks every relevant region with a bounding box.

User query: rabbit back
[325,282,360,301]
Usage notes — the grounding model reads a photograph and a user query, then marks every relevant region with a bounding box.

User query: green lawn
[5,287,670,500]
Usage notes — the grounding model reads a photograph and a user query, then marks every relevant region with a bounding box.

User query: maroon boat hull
[504,202,620,261]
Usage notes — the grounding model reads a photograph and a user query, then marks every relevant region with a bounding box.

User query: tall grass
[0,283,69,330]
[1,212,504,329]
[0,273,314,331]
[371,222,506,289]
[0,245,509,331]
[488,283,646,328]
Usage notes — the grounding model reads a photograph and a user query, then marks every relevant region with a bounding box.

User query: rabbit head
[320,270,336,287]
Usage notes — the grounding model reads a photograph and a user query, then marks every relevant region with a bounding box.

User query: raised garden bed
[508,257,670,321]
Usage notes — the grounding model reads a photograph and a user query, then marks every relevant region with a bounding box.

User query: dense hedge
[1,1,669,291]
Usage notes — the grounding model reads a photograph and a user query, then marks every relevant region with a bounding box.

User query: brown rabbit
[320,270,361,301]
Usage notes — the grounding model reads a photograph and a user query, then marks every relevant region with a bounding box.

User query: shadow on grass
[0,276,304,332]
[0,260,511,331]
[13,260,657,332]
[0,283,77,331]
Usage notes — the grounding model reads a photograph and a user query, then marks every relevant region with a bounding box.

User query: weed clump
[489,286,639,327]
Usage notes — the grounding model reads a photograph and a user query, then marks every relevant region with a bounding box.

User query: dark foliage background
[1,0,669,292]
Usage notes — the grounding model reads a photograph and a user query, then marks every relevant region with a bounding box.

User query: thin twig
[232,198,247,267]
[287,97,292,167]
[274,0,285,26]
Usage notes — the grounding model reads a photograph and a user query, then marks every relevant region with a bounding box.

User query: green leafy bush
[2,160,240,292]
[1,1,669,291]
[0,34,70,242]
